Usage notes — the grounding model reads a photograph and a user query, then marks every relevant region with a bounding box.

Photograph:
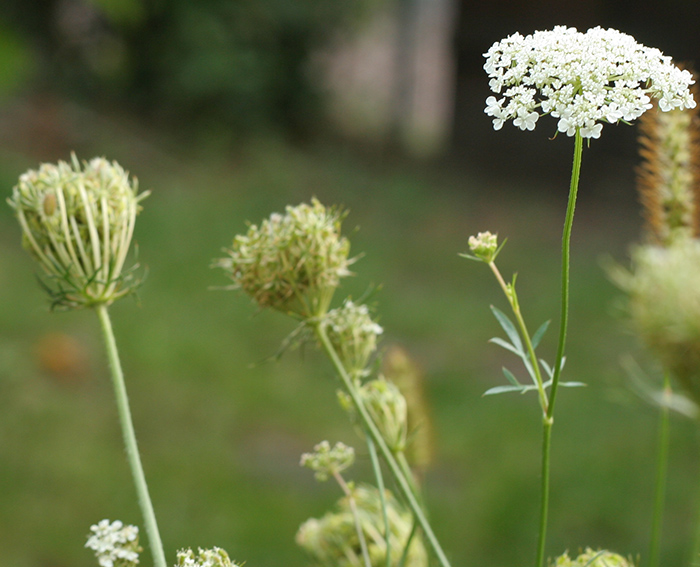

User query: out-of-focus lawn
[0,126,697,567]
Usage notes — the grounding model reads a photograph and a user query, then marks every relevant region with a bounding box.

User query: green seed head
[8,154,148,310]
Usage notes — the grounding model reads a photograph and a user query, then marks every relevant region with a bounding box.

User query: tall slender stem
[536,130,584,567]
[313,323,452,567]
[547,130,584,420]
[366,436,391,567]
[649,373,671,567]
[96,304,167,567]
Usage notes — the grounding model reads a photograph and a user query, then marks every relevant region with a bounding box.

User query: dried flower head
[215,198,352,319]
[296,484,427,567]
[552,548,634,567]
[637,91,700,245]
[85,519,141,567]
[613,239,700,403]
[8,154,148,309]
[324,299,383,380]
[176,547,241,567]
[484,26,696,138]
[301,440,356,482]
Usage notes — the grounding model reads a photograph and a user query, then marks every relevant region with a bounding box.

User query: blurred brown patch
[34,332,91,385]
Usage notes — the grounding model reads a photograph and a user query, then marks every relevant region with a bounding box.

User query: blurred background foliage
[1,1,700,567]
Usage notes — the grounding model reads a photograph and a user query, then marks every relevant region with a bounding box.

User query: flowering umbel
[484,26,696,138]
[301,440,356,482]
[324,299,383,380]
[85,519,141,567]
[8,155,148,309]
[176,547,241,567]
[215,198,352,319]
[296,484,427,567]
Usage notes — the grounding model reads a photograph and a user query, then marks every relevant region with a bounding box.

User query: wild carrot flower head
[296,485,427,567]
[324,299,383,380]
[300,440,355,481]
[85,519,141,567]
[215,198,352,319]
[8,155,148,309]
[176,547,241,567]
[484,26,696,139]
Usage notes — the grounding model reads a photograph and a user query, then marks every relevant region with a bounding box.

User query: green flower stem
[488,261,549,415]
[536,129,584,567]
[366,436,391,567]
[314,323,452,567]
[333,469,373,567]
[548,129,583,419]
[96,304,167,567]
[649,373,671,567]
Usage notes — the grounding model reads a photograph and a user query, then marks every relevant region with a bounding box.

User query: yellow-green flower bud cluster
[176,547,241,567]
[8,154,147,309]
[552,548,634,567]
[300,441,355,482]
[468,231,499,263]
[216,198,352,319]
[296,485,427,567]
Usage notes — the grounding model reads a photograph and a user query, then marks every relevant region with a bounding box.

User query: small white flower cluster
[176,547,240,567]
[85,519,140,567]
[484,26,696,138]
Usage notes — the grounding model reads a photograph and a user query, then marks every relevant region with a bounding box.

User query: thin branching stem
[488,261,549,415]
[366,436,391,567]
[313,322,452,567]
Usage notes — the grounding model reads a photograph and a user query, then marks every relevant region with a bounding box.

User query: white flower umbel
[85,519,141,567]
[484,26,696,138]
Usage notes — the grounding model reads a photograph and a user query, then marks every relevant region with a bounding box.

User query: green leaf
[502,366,521,386]
[490,305,523,353]
[489,336,521,356]
[559,381,586,388]
[483,384,526,396]
[531,320,550,350]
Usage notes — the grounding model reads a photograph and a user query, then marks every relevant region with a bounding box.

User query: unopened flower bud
[8,154,148,310]
[468,231,499,263]
[215,199,352,319]
[340,378,408,454]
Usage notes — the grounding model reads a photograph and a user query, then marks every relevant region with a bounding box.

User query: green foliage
[1,0,367,136]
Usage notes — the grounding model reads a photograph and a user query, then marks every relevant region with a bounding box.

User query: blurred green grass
[1,133,698,567]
